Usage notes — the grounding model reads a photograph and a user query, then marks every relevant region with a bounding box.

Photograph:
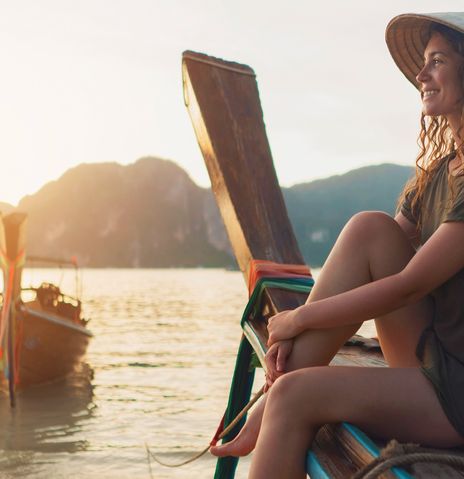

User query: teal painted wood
[306,451,331,479]
[214,336,255,479]
[342,423,414,479]
[304,424,414,478]
[240,277,314,330]
[240,277,314,366]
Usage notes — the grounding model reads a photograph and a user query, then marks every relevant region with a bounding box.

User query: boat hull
[13,301,92,388]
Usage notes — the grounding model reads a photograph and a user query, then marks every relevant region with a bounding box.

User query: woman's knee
[266,368,337,425]
[267,371,306,408]
[267,369,324,411]
[346,211,400,239]
[344,211,413,261]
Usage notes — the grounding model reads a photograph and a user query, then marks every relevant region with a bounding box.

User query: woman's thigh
[273,366,463,448]
[375,296,433,367]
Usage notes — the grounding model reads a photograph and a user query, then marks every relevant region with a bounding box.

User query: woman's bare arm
[395,212,421,249]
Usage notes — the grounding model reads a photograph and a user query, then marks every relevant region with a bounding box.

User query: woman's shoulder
[428,152,456,183]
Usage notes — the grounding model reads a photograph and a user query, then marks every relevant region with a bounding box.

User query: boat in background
[0,212,92,406]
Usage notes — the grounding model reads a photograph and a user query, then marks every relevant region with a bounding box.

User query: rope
[145,385,265,469]
[352,440,464,479]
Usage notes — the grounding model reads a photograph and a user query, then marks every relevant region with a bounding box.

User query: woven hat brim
[386,12,464,90]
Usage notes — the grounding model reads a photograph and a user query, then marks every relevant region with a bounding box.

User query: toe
[210,444,230,457]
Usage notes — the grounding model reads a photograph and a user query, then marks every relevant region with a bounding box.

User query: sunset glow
[1,0,462,205]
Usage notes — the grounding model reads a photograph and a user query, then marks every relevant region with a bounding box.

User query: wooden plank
[183,51,305,317]
[335,424,407,479]
[310,425,359,478]
[3,212,27,301]
[1,212,28,406]
[183,51,303,272]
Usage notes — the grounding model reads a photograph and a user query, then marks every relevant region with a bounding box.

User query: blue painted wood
[341,423,414,479]
[306,451,331,479]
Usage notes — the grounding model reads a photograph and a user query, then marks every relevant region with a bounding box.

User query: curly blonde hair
[398,24,464,228]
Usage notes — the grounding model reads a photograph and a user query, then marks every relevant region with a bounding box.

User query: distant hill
[18,157,232,267]
[11,158,413,268]
[284,163,414,266]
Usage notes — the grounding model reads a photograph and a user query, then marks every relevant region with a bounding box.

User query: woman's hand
[264,339,293,391]
[267,308,304,346]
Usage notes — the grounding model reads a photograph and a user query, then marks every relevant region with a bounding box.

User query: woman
[211,13,464,479]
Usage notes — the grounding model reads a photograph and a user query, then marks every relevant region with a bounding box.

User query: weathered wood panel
[183,51,303,289]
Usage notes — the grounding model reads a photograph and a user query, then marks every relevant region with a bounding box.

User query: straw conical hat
[386,12,464,90]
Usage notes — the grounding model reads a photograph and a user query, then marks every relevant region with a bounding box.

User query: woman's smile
[416,32,464,128]
[422,89,439,99]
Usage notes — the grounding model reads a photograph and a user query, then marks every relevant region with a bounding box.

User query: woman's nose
[416,64,430,84]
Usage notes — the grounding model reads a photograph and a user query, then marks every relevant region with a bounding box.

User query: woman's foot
[210,398,265,457]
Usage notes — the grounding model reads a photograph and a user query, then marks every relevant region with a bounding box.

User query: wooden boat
[182,51,464,478]
[0,212,92,406]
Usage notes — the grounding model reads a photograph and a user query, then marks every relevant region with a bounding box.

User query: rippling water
[0,268,375,478]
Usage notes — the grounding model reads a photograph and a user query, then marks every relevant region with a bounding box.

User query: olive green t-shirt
[402,153,464,437]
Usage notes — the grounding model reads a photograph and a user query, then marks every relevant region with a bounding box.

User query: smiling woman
[417,27,464,121]
[397,18,464,231]
[206,12,464,479]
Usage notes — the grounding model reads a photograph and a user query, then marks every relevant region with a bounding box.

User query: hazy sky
[1,1,463,205]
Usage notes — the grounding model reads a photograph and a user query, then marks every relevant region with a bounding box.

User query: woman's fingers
[276,340,293,372]
[264,340,294,390]
[264,344,279,378]
[267,309,302,346]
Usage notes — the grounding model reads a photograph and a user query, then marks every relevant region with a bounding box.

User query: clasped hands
[264,307,304,391]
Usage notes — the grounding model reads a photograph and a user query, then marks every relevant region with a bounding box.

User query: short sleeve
[401,188,420,225]
[445,182,464,223]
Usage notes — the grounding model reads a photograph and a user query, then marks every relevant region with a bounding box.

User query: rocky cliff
[18,157,232,267]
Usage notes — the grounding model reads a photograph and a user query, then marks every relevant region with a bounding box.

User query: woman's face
[416,32,464,127]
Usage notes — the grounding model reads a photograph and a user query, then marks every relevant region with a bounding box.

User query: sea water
[0,268,375,478]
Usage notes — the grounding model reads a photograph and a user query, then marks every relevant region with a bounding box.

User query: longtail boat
[0,212,92,406]
[182,51,464,479]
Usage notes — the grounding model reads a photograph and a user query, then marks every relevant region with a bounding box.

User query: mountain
[18,157,232,267]
[284,163,414,266]
[13,158,414,268]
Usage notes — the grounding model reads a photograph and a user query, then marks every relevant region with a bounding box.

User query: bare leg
[211,212,433,457]
[249,366,463,479]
